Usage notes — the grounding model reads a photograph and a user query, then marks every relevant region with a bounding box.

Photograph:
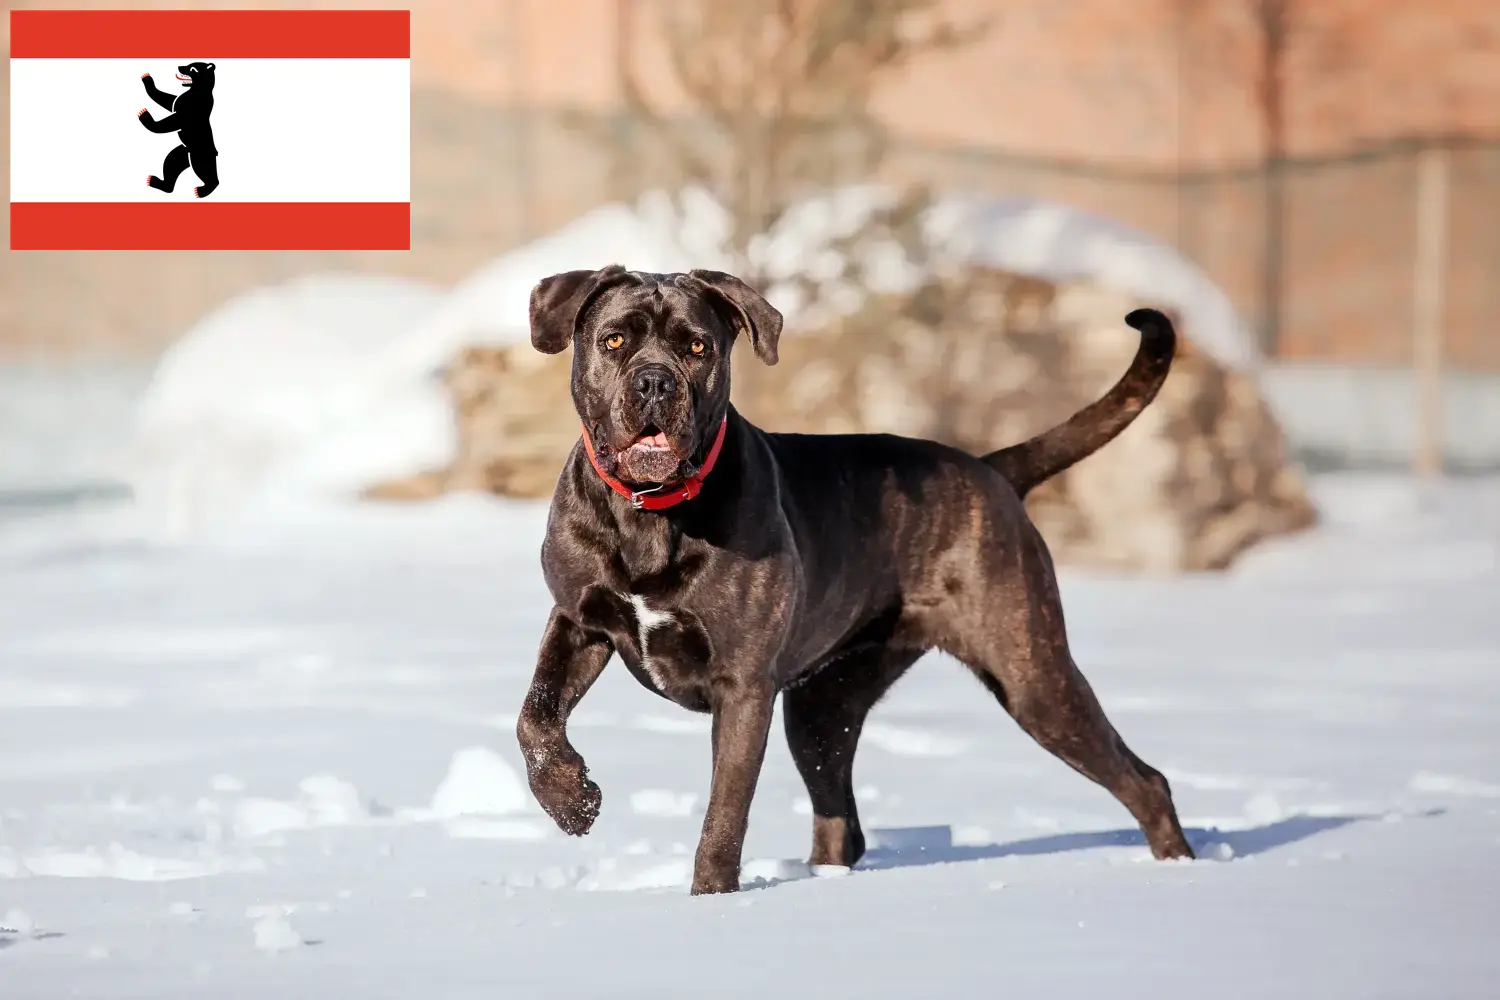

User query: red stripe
[10,10,410,59]
[10,203,410,251]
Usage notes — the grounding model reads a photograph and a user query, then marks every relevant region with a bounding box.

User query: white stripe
[9,59,409,203]
[629,594,674,692]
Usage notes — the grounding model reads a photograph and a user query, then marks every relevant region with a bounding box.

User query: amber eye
[604,333,625,350]
[689,339,707,355]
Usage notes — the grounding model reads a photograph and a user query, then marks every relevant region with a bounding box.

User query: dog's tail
[983,308,1176,498]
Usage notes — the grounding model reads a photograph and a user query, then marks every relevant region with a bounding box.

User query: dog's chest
[576,585,715,711]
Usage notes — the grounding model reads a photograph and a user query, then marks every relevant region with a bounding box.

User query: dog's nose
[632,365,678,403]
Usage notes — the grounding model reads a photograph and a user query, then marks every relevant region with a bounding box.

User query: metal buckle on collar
[629,484,665,509]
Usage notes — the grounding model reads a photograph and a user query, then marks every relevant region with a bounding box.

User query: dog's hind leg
[949,525,1194,860]
[783,647,922,868]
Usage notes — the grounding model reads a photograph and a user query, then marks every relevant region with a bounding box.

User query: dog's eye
[689,339,707,355]
[604,333,625,350]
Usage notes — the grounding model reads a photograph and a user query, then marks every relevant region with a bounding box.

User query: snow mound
[372,191,731,378]
[1,908,36,934]
[123,273,451,538]
[429,747,530,818]
[383,185,1255,373]
[124,187,1257,534]
[252,912,303,953]
[926,194,1258,369]
[232,774,373,839]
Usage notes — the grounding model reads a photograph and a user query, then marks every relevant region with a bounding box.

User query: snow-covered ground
[1,472,1497,998]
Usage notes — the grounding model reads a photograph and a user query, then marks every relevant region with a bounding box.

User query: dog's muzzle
[631,364,678,411]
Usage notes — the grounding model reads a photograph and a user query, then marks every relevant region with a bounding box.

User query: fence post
[1411,146,1450,479]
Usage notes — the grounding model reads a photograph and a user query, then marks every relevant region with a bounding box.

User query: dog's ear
[528,265,631,355]
[687,270,783,366]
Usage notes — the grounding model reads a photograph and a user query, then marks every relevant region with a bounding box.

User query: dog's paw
[689,847,744,895]
[553,776,602,837]
[529,757,602,837]
[689,873,740,896]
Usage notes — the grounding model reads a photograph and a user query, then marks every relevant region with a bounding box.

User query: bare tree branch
[578,0,987,291]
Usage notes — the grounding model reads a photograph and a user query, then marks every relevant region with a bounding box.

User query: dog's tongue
[634,430,671,449]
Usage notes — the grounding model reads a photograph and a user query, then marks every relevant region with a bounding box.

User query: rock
[363,268,1314,572]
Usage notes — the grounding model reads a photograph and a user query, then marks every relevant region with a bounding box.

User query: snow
[122,273,453,539]
[926,194,1259,369]
[0,473,1497,996]
[428,746,531,819]
[250,912,303,953]
[628,789,700,818]
[2,908,36,935]
[230,775,373,841]
[1409,771,1500,799]
[119,188,1260,538]
[382,186,1258,374]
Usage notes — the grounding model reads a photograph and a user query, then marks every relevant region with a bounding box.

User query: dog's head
[529,266,781,485]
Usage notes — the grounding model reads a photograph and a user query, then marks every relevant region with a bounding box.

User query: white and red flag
[9,9,410,250]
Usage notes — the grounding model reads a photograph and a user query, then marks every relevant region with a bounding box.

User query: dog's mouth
[627,424,674,453]
[611,421,691,485]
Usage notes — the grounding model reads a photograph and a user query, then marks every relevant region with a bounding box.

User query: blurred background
[3,0,1498,568]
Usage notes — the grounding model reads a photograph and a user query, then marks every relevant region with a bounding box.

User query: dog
[515,265,1195,894]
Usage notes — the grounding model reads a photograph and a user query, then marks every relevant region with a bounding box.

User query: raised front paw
[526,752,602,836]
[141,72,153,82]
[137,108,150,122]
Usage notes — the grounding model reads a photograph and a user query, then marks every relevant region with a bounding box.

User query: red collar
[580,417,728,511]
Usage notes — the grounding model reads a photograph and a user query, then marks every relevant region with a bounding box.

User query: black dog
[516,266,1195,894]
[139,62,218,199]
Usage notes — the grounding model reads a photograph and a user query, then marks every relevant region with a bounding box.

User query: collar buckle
[629,484,665,509]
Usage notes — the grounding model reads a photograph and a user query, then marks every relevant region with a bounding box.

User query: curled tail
[984,308,1177,498]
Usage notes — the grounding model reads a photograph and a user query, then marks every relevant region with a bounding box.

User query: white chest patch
[629,594,675,690]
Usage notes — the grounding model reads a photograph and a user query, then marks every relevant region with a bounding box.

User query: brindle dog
[515,265,1195,894]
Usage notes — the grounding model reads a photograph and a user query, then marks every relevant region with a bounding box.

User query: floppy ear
[527,265,630,355]
[686,269,783,366]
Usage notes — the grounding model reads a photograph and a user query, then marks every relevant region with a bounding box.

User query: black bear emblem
[138,62,219,199]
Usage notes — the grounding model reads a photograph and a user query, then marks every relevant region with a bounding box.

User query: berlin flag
[9,9,410,250]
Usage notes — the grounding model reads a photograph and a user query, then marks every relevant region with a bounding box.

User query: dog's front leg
[692,674,776,894]
[516,608,612,836]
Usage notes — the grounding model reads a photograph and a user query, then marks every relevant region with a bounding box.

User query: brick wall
[4,0,1498,366]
